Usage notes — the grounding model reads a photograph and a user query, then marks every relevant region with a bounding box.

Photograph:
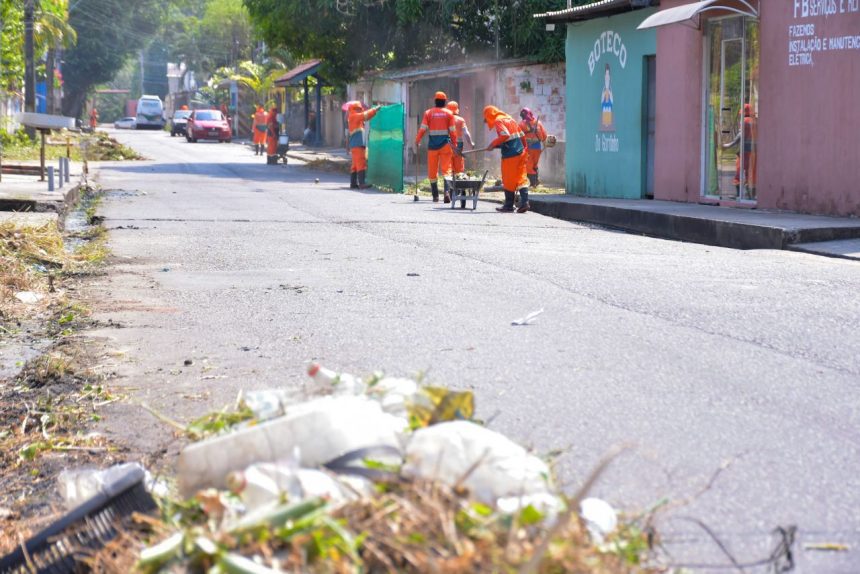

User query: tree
[0,0,76,97]
[60,0,168,119]
[242,0,576,86]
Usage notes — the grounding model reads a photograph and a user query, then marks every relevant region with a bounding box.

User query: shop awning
[274,60,322,87]
[637,0,758,30]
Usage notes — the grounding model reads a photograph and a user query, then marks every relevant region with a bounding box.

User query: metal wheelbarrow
[444,171,489,210]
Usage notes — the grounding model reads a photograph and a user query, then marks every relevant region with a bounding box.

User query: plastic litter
[402,421,553,506]
[226,460,371,512]
[177,395,407,497]
[242,388,292,420]
[58,462,151,508]
[366,376,420,417]
[307,362,364,395]
[511,308,545,326]
[580,497,618,542]
[14,291,43,305]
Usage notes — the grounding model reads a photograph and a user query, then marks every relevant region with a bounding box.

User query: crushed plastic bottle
[307,362,364,395]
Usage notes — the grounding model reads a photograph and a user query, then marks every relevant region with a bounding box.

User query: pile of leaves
[80,132,145,162]
[0,220,66,323]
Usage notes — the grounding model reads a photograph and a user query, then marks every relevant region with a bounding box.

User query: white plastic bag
[402,421,553,506]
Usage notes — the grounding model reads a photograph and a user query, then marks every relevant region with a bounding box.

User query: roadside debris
[3,363,662,572]
[511,307,545,326]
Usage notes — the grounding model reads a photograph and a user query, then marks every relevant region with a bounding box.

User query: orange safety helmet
[445,101,459,115]
[180,105,189,110]
[434,91,447,101]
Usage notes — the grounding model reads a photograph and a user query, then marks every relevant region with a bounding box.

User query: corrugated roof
[274,59,322,86]
[535,0,658,22]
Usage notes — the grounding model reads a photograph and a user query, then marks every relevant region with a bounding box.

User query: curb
[0,181,82,219]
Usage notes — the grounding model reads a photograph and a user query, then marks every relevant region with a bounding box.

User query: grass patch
[1,129,144,162]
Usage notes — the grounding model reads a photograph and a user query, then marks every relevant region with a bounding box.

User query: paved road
[89,128,860,572]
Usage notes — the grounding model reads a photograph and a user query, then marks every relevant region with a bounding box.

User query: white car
[114,117,136,129]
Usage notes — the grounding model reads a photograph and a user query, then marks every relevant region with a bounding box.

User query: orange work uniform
[484,107,528,193]
[451,115,471,174]
[415,106,457,181]
[348,105,379,173]
[266,108,279,158]
[253,107,268,146]
[519,119,547,176]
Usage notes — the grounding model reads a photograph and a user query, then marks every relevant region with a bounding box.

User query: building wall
[566,9,657,198]
[757,0,860,216]
[652,0,704,204]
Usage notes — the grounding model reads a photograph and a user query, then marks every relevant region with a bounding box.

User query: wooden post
[66,136,71,158]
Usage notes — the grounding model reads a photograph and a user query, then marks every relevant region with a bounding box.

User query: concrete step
[525,195,860,250]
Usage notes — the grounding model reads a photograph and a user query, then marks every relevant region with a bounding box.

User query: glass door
[704,17,759,202]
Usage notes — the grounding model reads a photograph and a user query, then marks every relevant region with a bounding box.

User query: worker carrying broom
[446,101,474,174]
[265,106,279,164]
[253,105,268,156]
[483,105,530,213]
[519,107,547,187]
[415,91,458,202]
[348,102,381,189]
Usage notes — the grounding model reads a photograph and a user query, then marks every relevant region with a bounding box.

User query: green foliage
[243,0,579,86]
[60,0,170,118]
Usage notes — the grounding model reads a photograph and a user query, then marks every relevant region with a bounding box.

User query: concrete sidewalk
[0,159,84,224]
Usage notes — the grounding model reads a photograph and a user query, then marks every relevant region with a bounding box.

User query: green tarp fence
[367,104,404,193]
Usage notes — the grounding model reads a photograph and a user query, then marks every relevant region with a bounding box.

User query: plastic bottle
[307,362,363,395]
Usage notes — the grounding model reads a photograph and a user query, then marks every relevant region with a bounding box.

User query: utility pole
[24,0,36,136]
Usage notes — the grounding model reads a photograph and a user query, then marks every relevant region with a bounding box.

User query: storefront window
[704,16,759,202]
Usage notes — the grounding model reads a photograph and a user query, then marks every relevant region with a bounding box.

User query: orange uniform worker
[518,108,547,187]
[89,108,99,130]
[253,106,268,156]
[446,101,474,174]
[266,106,279,163]
[483,105,530,213]
[415,91,458,202]
[347,102,381,189]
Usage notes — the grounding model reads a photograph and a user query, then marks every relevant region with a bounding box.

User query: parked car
[170,110,192,137]
[185,109,232,143]
[114,117,136,129]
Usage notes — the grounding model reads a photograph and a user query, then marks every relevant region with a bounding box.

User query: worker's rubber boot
[517,188,530,213]
[350,172,359,189]
[528,174,537,188]
[431,182,440,202]
[496,191,515,212]
[534,167,540,186]
[255,144,260,156]
[443,180,451,203]
[358,170,372,189]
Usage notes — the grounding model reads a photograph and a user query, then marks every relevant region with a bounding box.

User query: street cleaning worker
[446,101,474,174]
[252,105,268,156]
[347,102,381,189]
[415,91,458,202]
[519,107,547,187]
[89,107,99,130]
[265,106,279,165]
[483,105,530,213]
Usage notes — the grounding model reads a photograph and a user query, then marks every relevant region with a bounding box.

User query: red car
[185,109,232,143]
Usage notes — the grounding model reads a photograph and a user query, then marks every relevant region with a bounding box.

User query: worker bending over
[415,91,458,202]
[446,101,474,174]
[519,108,547,187]
[348,102,381,189]
[483,105,530,213]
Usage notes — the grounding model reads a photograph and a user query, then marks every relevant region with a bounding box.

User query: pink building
[642,0,860,217]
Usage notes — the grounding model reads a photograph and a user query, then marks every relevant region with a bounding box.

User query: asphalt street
[88,128,860,572]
